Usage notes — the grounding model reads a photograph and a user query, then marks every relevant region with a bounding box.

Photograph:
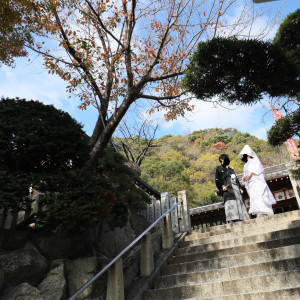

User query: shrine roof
[237,162,290,182]
[190,202,223,215]
[135,176,161,199]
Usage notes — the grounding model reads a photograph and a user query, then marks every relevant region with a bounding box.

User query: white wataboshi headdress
[239,145,257,159]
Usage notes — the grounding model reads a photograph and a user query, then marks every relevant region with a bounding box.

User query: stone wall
[0,228,102,300]
[0,212,162,300]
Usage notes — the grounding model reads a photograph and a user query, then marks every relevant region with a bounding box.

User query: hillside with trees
[116,128,291,208]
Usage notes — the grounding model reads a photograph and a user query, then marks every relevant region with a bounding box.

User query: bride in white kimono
[239,145,276,217]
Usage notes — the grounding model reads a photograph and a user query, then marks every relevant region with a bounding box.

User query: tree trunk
[81,96,134,174]
[89,115,104,146]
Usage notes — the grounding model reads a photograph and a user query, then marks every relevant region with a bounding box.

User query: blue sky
[0,0,299,140]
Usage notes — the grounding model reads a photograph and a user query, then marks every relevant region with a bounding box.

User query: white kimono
[243,156,276,216]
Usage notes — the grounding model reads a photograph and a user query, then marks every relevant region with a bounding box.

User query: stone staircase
[143,210,300,299]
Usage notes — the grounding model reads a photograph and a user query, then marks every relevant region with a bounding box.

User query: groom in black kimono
[215,154,249,223]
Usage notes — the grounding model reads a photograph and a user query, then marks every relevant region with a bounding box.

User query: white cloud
[150,97,275,140]
[0,63,65,108]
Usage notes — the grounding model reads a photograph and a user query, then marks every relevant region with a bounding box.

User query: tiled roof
[237,162,290,182]
[135,176,161,198]
[190,202,223,215]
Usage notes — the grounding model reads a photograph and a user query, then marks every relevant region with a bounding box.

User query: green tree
[0,97,90,214]
[267,9,300,148]
[0,98,89,174]
[189,182,219,208]
[267,108,300,146]
[184,37,299,105]
[141,151,190,197]
[0,98,149,233]
[38,148,150,233]
[274,9,300,67]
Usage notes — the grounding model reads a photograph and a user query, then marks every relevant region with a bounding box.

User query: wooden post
[106,259,124,300]
[140,232,154,276]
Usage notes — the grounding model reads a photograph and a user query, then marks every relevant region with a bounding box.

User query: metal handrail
[68,200,182,300]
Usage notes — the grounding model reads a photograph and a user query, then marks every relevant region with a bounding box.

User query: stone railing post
[162,214,173,249]
[106,259,124,300]
[155,200,162,227]
[178,190,191,233]
[146,198,155,224]
[140,232,154,276]
[170,196,179,234]
[161,192,171,214]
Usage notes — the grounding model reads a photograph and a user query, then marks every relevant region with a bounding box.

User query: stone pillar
[161,192,171,214]
[137,208,147,220]
[31,190,40,214]
[10,212,18,229]
[146,198,155,224]
[177,190,191,233]
[162,214,173,249]
[155,200,162,227]
[0,208,6,229]
[140,232,154,276]
[170,196,179,233]
[106,259,124,300]
[4,210,12,230]
[286,162,300,209]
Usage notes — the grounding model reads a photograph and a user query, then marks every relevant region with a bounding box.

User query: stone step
[175,227,300,257]
[155,257,300,289]
[187,212,300,241]
[190,210,300,235]
[143,270,300,299]
[161,244,300,276]
[187,211,300,237]
[187,288,300,300]
[181,219,300,247]
[171,235,299,265]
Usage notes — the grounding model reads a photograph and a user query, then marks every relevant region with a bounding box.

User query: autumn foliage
[0,0,38,66]
[210,142,228,154]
